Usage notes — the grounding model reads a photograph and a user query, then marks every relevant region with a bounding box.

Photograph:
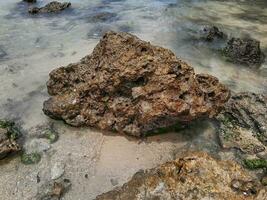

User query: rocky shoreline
[0,1,267,199]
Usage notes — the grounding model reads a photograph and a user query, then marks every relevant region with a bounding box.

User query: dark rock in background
[29,1,71,14]
[223,38,265,67]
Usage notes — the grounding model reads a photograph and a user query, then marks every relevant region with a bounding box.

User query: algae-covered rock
[223,38,265,66]
[244,158,267,170]
[0,119,21,159]
[43,31,230,137]
[216,92,267,154]
[28,1,71,14]
[21,152,41,165]
[95,152,264,200]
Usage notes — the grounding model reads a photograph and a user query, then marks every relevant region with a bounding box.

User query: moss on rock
[21,152,41,165]
[243,159,267,170]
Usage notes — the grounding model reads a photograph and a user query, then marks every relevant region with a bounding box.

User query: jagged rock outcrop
[28,1,71,14]
[223,38,265,66]
[43,31,230,137]
[202,26,226,41]
[95,152,265,200]
[217,92,267,154]
[0,120,21,159]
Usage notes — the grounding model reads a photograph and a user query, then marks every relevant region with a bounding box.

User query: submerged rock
[223,38,265,66]
[23,0,36,3]
[88,12,118,23]
[217,92,267,154]
[28,1,71,14]
[43,31,230,137]
[0,120,21,159]
[95,152,264,200]
[36,178,71,200]
[202,26,226,41]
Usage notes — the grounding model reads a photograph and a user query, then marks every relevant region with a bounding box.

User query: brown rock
[28,1,71,14]
[43,31,230,136]
[95,152,264,200]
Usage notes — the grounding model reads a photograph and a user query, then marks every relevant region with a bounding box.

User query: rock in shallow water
[28,1,71,14]
[43,31,230,137]
[223,38,265,67]
[95,152,265,200]
[202,26,226,41]
[217,92,267,154]
[23,0,36,3]
[0,120,21,159]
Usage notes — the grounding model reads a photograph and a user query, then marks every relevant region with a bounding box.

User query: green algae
[243,158,267,170]
[21,152,41,165]
[0,119,21,140]
[42,129,58,144]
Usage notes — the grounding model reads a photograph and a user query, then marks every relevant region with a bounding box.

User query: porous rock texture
[223,38,265,66]
[217,92,267,154]
[28,1,71,14]
[95,152,266,200]
[43,31,230,137]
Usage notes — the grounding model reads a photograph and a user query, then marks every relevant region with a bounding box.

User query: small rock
[36,178,71,200]
[88,12,118,23]
[0,119,21,159]
[223,38,265,66]
[28,1,71,14]
[51,162,65,180]
[202,26,226,41]
[23,0,36,3]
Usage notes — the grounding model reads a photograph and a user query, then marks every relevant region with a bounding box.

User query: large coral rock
[217,92,267,154]
[28,1,71,14]
[43,31,230,136]
[0,120,21,159]
[95,152,265,200]
[223,38,265,66]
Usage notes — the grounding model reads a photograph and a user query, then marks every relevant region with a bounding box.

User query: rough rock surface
[28,1,71,14]
[0,120,21,159]
[95,152,265,200]
[216,92,267,154]
[202,26,226,41]
[223,38,265,66]
[43,31,230,137]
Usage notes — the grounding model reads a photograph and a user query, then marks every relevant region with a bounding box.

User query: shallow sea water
[0,0,266,199]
